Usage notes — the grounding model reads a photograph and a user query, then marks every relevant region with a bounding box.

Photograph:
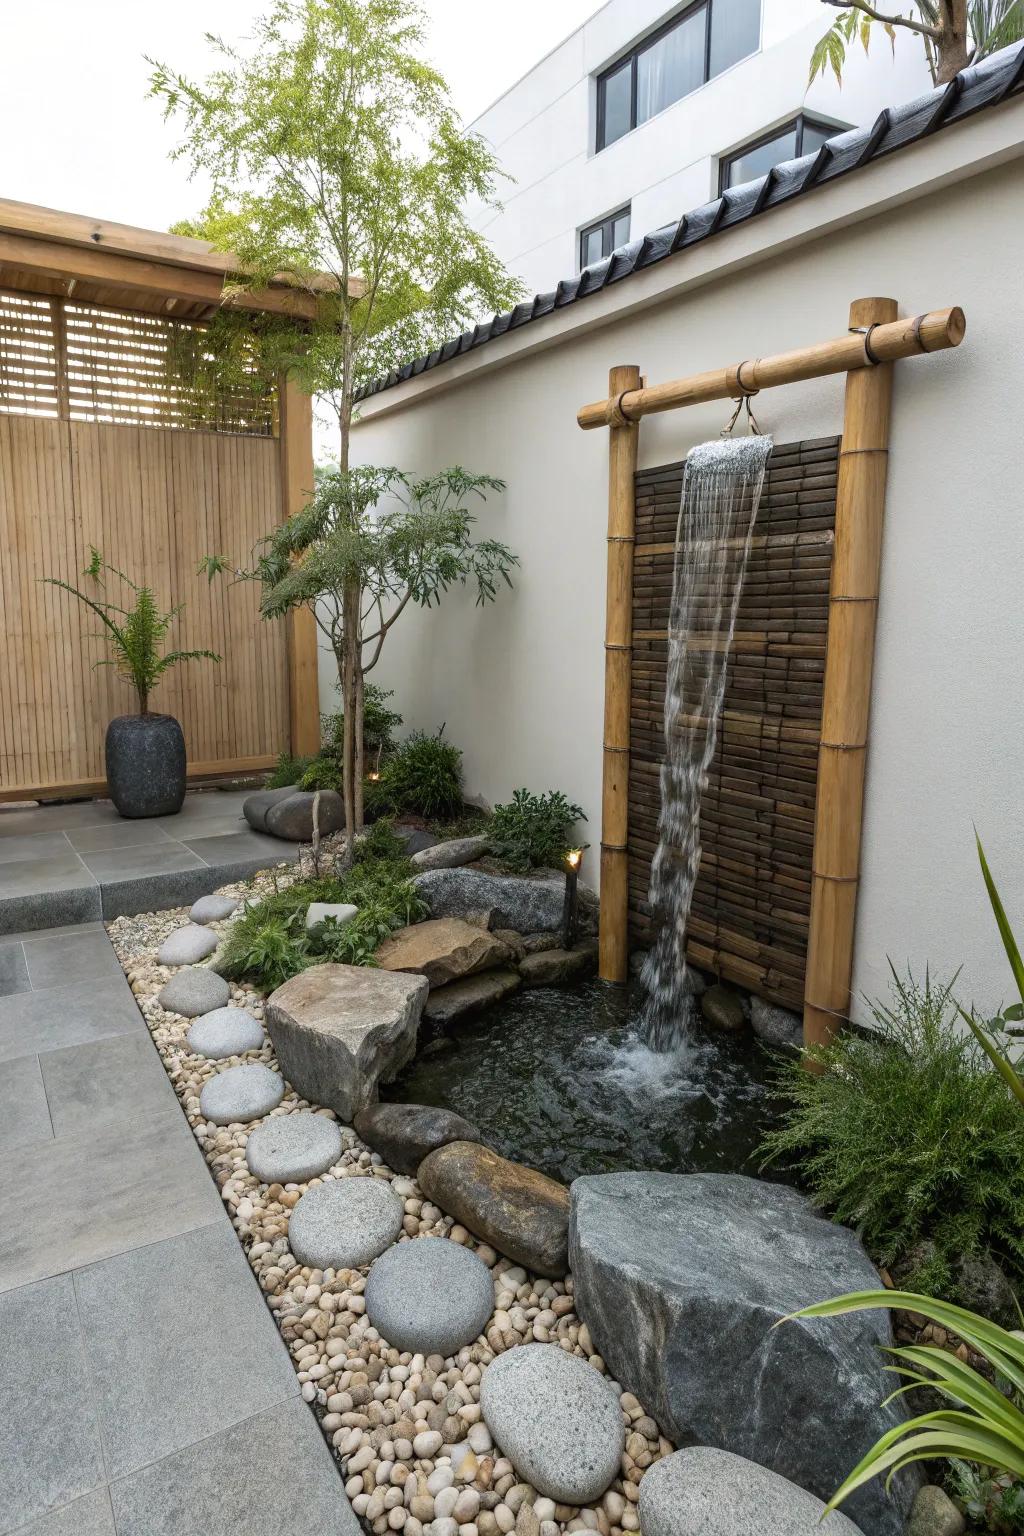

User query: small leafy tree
[251,465,517,829]
[44,549,220,716]
[810,1,1024,87]
[149,0,524,845]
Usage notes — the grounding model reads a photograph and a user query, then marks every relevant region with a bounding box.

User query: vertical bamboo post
[803,297,898,1052]
[278,374,321,758]
[599,364,641,983]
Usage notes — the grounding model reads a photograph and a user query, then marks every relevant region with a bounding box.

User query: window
[719,114,838,192]
[579,207,632,270]
[596,0,760,151]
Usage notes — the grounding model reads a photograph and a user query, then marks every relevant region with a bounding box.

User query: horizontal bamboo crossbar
[577,308,965,430]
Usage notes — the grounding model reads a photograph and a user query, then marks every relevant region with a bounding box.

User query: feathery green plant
[44,547,220,714]
[490,788,587,873]
[782,1290,1024,1517]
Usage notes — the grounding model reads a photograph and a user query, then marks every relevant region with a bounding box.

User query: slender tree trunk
[935,0,970,83]
[338,330,365,849]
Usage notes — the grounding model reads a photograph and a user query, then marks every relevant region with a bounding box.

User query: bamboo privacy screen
[628,438,840,1009]
[0,291,299,799]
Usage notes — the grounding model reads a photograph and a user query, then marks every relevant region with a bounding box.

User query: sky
[0,0,599,232]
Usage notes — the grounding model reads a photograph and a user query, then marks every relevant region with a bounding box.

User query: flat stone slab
[480,1344,623,1504]
[518,940,598,987]
[189,893,239,924]
[199,1063,285,1126]
[638,1448,865,1536]
[376,917,512,989]
[186,1008,265,1059]
[306,901,358,931]
[265,963,428,1123]
[410,835,490,871]
[157,966,230,1018]
[288,1176,404,1269]
[353,1102,486,1175]
[365,1236,494,1356]
[418,1140,570,1277]
[245,1112,344,1184]
[424,968,521,1024]
[412,868,570,934]
[158,924,218,966]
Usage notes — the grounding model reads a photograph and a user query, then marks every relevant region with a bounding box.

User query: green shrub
[322,685,403,759]
[489,788,586,873]
[760,968,1024,1298]
[266,752,312,788]
[368,730,463,819]
[297,756,343,793]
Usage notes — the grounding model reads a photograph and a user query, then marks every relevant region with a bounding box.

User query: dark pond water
[385,980,785,1185]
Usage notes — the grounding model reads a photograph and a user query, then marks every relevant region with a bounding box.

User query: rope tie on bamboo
[721,359,763,435]
[607,390,636,428]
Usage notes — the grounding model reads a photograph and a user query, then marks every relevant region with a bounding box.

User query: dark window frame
[578,205,631,271]
[596,0,759,153]
[718,113,840,193]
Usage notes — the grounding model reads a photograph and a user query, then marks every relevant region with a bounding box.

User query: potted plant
[45,548,220,818]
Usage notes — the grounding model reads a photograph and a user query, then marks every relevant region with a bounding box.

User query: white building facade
[468,0,931,293]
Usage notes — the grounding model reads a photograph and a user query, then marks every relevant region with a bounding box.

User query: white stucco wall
[341,96,1024,1024]
[467,0,931,293]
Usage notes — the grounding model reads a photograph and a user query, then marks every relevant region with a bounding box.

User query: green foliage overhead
[782,1290,1024,1515]
[367,730,464,819]
[760,968,1024,1298]
[43,548,220,715]
[489,788,587,873]
[148,0,525,408]
[809,1,1024,88]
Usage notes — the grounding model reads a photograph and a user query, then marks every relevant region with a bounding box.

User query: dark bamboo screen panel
[628,436,840,1009]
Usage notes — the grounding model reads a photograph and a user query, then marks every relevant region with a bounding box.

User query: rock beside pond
[418,1140,570,1276]
[410,835,491,871]
[158,923,218,966]
[376,917,512,988]
[365,1236,494,1356]
[700,983,748,1032]
[637,1448,866,1536]
[157,965,230,1018]
[413,868,571,934]
[518,939,598,987]
[242,784,297,832]
[480,1344,623,1504]
[424,968,521,1024]
[353,1103,485,1175]
[265,789,344,842]
[906,1485,966,1536]
[751,996,804,1052]
[569,1171,920,1536]
[265,963,428,1121]
[288,1175,404,1269]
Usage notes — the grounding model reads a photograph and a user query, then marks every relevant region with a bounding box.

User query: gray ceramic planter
[105,713,187,819]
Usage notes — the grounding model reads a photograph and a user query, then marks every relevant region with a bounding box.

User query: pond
[385,979,786,1184]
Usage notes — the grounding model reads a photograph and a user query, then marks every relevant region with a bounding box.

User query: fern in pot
[45,549,220,818]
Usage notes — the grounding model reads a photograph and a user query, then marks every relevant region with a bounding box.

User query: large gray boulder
[638,1448,865,1536]
[569,1172,921,1536]
[265,963,428,1122]
[266,789,345,842]
[412,868,569,934]
[243,784,298,833]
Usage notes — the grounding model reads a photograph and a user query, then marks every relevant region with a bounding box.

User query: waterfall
[641,434,773,1052]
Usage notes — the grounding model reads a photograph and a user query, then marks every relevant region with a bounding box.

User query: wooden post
[803,298,898,1052]
[278,374,321,758]
[599,364,642,983]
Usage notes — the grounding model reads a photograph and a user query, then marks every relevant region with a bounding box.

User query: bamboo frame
[580,300,966,1049]
[279,375,323,758]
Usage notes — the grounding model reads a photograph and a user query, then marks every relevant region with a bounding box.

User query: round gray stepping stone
[158,924,218,966]
[187,1008,264,1059]
[245,1112,344,1184]
[480,1344,624,1504]
[199,1063,284,1126]
[190,894,239,924]
[157,967,230,1018]
[288,1177,404,1270]
[365,1237,494,1356]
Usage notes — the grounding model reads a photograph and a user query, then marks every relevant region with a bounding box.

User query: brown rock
[518,939,598,987]
[424,969,522,1024]
[417,1141,570,1277]
[492,929,527,962]
[520,933,561,955]
[376,918,512,989]
[354,1102,486,1175]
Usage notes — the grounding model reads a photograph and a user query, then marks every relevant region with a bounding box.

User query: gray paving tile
[75,1224,298,1480]
[0,1274,105,1534]
[108,1398,360,1536]
[40,1035,178,1140]
[0,885,102,938]
[10,1488,116,1536]
[23,930,122,991]
[0,974,145,1065]
[65,823,173,853]
[0,802,119,839]
[184,830,301,864]
[79,844,206,882]
[0,834,74,866]
[0,1109,223,1292]
[0,922,105,944]
[0,942,30,997]
[99,864,240,921]
[166,813,250,840]
[0,852,94,897]
[0,1055,52,1154]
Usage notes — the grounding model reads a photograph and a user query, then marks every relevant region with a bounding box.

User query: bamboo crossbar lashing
[582,298,966,1049]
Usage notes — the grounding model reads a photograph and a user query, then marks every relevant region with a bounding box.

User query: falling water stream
[640,434,774,1052]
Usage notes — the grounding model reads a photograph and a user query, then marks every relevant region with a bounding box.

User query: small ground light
[562,848,583,950]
